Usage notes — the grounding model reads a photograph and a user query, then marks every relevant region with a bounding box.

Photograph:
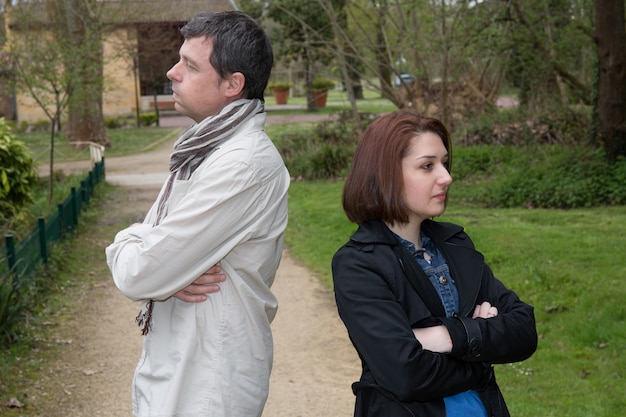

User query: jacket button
[438,275,448,285]
[471,346,481,358]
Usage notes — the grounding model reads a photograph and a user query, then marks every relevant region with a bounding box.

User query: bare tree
[10,31,73,203]
[47,0,110,147]
[322,0,504,129]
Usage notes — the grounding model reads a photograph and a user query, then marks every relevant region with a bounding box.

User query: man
[106,11,289,417]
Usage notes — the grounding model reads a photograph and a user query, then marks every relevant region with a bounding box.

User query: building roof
[11,0,236,27]
[112,0,236,24]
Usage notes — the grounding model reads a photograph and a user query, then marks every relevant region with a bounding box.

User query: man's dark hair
[181,11,273,100]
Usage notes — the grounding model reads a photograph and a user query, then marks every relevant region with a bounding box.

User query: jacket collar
[350,219,464,245]
[350,219,481,317]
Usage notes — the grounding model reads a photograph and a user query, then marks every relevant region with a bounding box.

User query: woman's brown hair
[342,109,451,224]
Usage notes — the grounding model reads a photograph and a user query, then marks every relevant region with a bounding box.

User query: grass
[16,126,182,164]
[286,180,626,416]
[0,184,118,408]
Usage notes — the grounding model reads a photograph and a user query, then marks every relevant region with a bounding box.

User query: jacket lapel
[393,242,447,317]
[351,220,484,318]
[422,220,484,317]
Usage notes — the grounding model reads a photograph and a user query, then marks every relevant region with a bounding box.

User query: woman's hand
[413,301,498,352]
[172,264,226,302]
[473,301,498,319]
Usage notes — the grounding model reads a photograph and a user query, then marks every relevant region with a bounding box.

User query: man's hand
[173,264,226,303]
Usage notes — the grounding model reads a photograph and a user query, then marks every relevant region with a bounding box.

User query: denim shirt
[395,231,488,417]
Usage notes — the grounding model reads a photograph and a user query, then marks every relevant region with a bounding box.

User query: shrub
[455,107,591,147]
[105,117,124,129]
[312,77,336,90]
[0,119,39,220]
[485,146,626,208]
[267,81,293,90]
[274,111,375,180]
[140,113,158,127]
[31,119,51,132]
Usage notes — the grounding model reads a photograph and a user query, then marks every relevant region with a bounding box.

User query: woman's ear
[224,72,245,98]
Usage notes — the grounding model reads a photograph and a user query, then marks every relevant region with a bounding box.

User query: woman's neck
[385,221,422,248]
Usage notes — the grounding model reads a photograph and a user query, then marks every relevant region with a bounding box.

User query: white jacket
[106,113,289,417]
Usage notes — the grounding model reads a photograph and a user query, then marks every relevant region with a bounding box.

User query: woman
[332,109,537,417]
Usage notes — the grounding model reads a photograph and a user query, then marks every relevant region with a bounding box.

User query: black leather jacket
[332,220,537,417]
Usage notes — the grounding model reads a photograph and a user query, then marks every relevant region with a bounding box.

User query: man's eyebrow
[180,53,198,67]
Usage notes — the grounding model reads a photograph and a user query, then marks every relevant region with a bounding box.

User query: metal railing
[1,159,106,282]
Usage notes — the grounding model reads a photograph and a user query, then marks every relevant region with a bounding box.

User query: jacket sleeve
[332,246,492,402]
[106,153,285,301]
[442,262,538,365]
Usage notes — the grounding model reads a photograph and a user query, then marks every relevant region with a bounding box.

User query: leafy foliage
[488,148,626,208]
[0,119,38,220]
[274,111,374,179]
[274,111,623,208]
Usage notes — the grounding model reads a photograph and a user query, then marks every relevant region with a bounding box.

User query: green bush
[140,113,158,127]
[274,111,623,208]
[105,116,124,129]
[31,119,51,132]
[312,77,336,90]
[274,111,375,180]
[0,119,39,220]
[478,146,626,208]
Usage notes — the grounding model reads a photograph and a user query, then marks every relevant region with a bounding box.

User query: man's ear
[224,72,245,98]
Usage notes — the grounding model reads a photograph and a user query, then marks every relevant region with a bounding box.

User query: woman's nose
[439,166,453,185]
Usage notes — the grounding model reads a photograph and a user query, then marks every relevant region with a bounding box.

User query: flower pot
[313,89,328,108]
[272,88,289,105]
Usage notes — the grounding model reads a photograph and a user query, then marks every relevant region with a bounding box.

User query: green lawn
[17,126,182,164]
[286,180,626,417]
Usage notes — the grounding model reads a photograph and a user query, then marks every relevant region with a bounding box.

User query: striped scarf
[136,98,264,335]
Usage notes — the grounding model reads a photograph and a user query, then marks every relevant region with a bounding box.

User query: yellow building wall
[15,27,140,124]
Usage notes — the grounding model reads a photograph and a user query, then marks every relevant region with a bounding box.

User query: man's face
[166,37,231,122]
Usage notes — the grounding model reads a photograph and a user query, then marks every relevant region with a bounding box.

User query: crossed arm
[412,301,498,353]
[172,263,226,302]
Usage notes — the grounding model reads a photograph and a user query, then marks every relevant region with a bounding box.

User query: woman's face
[401,132,452,224]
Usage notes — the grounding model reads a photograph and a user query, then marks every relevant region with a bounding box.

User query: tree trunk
[303,31,317,112]
[374,6,394,103]
[594,0,626,161]
[55,0,110,147]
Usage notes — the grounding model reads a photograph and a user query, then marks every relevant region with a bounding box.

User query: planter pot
[313,89,328,108]
[272,88,289,105]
